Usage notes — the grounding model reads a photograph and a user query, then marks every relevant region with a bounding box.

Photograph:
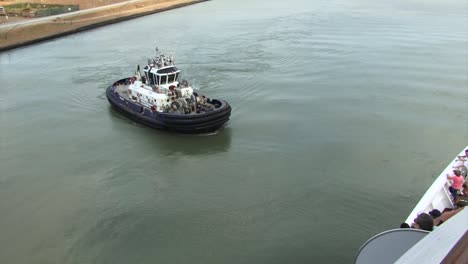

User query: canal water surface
[0,0,467,263]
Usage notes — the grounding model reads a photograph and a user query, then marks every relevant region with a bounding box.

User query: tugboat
[106,48,231,133]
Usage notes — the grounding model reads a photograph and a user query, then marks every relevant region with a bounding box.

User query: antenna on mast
[136,64,141,77]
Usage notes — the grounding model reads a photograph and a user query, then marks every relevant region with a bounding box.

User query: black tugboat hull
[106,82,231,133]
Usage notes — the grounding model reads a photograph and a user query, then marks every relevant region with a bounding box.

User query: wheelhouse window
[160,75,167,84]
[157,67,179,74]
[167,74,175,83]
[149,73,157,85]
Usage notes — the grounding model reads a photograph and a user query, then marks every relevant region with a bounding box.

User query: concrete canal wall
[0,0,209,52]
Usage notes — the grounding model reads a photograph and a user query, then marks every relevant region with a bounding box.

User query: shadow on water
[107,106,232,156]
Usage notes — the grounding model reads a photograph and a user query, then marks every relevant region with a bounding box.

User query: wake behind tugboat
[106,48,231,133]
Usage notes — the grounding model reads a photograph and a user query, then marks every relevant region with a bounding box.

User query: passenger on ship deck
[457,149,468,161]
[453,183,468,204]
[447,170,464,203]
[428,209,442,219]
[399,223,410,228]
[411,213,434,231]
[434,202,466,226]
[428,209,442,226]
[454,149,468,177]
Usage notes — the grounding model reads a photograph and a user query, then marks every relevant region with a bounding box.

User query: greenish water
[0,0,467,263]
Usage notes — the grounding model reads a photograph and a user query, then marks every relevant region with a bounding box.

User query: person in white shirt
[454,149,468,177]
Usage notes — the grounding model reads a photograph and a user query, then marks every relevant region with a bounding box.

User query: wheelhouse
[143,65,180,86]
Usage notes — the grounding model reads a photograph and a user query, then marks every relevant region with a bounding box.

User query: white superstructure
[127,48,200,113]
